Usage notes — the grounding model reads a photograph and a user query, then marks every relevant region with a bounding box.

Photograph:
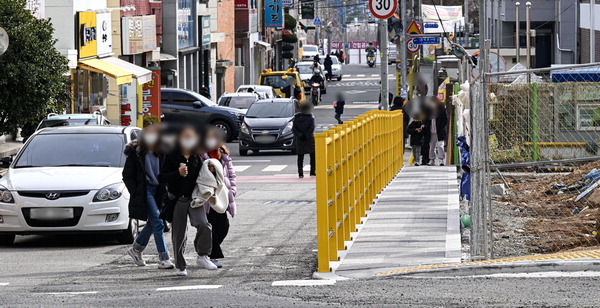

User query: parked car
[319,56,343,81]
[258,69,306,104]
[160,88,245,142]
[236,85,276,99]
[295,61,327,93]
[36,112,110,131]
[301,45,319,61]
[217,92,259,112]
[0,126,141,246]
[238,98,298,156]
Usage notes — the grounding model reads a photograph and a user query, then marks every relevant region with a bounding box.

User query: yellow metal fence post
[315,133,330,272]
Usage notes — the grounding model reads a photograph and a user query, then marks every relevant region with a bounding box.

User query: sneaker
[197,255,218,270]
[158,259,175,269]
[211,259,223,268]
[299,174,304,178]
[127,247,146,266]
[428,160,435,166]
[175,269,188,276]
[413,163,420,166]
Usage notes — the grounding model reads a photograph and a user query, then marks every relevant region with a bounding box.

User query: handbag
[159,190,178,223]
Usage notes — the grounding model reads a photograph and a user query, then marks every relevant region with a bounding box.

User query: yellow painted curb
[374,250,600,276]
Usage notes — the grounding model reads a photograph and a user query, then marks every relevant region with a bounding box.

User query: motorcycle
[367,54,376,67]
[310,82,321,106]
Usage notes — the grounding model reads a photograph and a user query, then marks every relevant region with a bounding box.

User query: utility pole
[343,0,349,64]
[591,0,596,62]
[515,2,520,65]
[526,1,531,83]
[380,19,389,110]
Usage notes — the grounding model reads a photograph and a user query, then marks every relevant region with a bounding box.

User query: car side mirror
[192,101,203,108]
[0,156,13,168]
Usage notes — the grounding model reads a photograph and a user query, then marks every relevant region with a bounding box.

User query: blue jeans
[133,185,170,261]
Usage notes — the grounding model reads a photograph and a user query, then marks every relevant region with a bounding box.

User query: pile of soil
[497,160,600,255]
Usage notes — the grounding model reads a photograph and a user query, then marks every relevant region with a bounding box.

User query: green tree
[0,0,70,137]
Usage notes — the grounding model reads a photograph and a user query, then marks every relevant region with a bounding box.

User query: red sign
[235,0,248,9]
[331,41,380,49]
[142,68,161,118]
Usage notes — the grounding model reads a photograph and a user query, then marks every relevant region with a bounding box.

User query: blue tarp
[551,66,600,82]
[457,135,470,200]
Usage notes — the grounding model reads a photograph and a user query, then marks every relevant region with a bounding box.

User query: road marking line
[272,280,336,286]
[43,291,98,295]
[371,74,379,77]
[0,283,9,286]
[262,165,287,172]
[342,74,350,77]
[156,285,223,291]
[233,159,271,163]
[356,74,365,77]
[233,165,251,172]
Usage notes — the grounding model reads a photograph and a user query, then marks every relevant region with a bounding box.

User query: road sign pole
[380,19,389,110]
[400,0,407,95]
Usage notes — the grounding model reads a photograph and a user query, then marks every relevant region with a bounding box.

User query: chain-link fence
[478,64,600,258]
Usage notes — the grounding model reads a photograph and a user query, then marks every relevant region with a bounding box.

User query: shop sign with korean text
[142,68,161,117]
[142,15,157,52]
[301,0,314,19]
[201,16,211,46]
[120,82,137,127]
[96,12,112,57]
[122,16,143,55]
[265,0,283,28]
[78,11,97,59]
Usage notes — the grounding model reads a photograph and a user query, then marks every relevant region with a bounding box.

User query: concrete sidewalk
[333,166,461,279]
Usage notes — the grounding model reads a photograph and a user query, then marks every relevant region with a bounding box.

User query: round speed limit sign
[369,0,397,19]
[406,38,420,53]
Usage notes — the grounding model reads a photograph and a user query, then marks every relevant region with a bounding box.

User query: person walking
[292,103,316,178]
[333,94,345,124]
[159,126,216,276]
[426,102,448,166]
[123,124,175,270]
[407,119,425,166]
[324,55,333,82]
[201,126,237,269]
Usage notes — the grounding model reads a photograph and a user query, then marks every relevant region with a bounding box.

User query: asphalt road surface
[2,65,597,307]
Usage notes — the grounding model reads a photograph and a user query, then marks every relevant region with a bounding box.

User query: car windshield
[296,65,313,74]
[261,75,293,88]
[303,46,317,52]
[14,133,126,168]
[39,119,98,129]
[221,96,256,109]
[245,102,295,118]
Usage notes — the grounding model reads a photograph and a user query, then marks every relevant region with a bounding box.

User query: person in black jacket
[333,94,345,124]
[426,102,449,166]
[407,119,425,166]
[324,55,333,81]
[123,124,174,269]
[292,103,316,178]
[159,125,216,276]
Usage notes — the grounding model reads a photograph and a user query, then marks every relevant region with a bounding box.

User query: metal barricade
[315,110,404,272]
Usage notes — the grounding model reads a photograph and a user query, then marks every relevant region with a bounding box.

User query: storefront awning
[160,53,177,61]
[100,57,153,84]
[78,58,133,85]
[255,40,271,49]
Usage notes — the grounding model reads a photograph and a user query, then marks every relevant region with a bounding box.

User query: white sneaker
[428,160,435,166]
[197,255,218,270]
[127,247,146,266]
[175,269,188,276]
[158,259,175,269]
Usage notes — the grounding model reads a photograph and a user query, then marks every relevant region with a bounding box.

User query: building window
[576,104,600,131]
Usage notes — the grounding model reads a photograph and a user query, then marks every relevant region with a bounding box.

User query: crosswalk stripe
[262,165,287,172]
[371,74,379,77]
[156,285,222,291]
[233,165,251,172]
[356,74,365,77]
[342,74,350,77]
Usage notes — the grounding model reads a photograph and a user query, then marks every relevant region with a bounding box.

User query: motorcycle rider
[365,43,377,57]
[309,70,325,103]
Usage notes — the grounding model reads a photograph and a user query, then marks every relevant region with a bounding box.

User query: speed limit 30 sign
[406,38,420,53]
[369,0,397,19]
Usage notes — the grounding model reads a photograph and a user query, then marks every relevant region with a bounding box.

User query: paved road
[2,65,596,307]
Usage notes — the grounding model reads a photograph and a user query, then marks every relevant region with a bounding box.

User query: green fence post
[453,82,460,165]
[532,82,539,161]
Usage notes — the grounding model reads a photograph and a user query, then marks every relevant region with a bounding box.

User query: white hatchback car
[0,126,140,245]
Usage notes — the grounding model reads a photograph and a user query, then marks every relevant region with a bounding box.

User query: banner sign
[235,0,248,9]
[142,68,161,118]
[421,5,462,20]
[142,15,157,52]
[437,77,450,101]
[77,11,97,59]
[413,37,441,45]
[265,0,283,28]
[178,0,196,48]
[96,12,112,56]
[120,82,137,127]
[331,41,379,49]
[282,0,294,7]
[301,0,314,19]
[201,16,211,46]
[122,16,143,55]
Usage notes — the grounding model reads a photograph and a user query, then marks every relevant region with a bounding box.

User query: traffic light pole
[380,19,389,110]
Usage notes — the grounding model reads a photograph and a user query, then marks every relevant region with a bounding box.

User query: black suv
[238,98,298,156]
[161,88,245,141]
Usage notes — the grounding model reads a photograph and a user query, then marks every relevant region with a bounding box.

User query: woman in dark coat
[122,124,174,269]
[324,55,333,81]
[292,103,316,178]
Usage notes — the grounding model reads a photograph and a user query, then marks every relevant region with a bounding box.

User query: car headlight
[282,121,293,135]
[0,184,14,203]
[93,183,123,202]
[241,122,250,135]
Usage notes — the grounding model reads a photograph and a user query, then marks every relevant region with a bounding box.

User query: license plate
[30,208,74,220]
[254,135,277,144]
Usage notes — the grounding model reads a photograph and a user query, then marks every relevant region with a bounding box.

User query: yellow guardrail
[314,110,405,272]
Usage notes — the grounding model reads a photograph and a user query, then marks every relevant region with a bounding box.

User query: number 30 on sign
[369,0,397,19]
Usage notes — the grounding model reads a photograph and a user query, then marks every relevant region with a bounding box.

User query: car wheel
[116,219,137,245]
[337,76,342,81]
[239,149,248,156]
[213,121,233,142]
[0,234,15,246]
